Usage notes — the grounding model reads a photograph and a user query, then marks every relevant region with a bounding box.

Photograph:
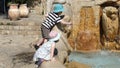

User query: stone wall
[66,0,120,50]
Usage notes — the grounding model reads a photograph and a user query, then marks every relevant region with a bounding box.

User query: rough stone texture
[40,61,66,68]
[68,5,101,51]
[65,0,120,51]
[101,6,119,49]
[95,0,118,5]
[102,6,119,40]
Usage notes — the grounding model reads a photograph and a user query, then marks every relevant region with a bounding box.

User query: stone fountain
[55,0,120,68]
[34,0,120,68]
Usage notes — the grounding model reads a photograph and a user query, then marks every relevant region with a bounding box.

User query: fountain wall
[63,0,120,51]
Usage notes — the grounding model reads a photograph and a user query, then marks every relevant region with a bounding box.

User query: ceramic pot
[19,4,29,18]
[8,4,20,20]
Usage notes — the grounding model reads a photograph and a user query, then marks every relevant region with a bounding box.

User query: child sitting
[33,31,60,68]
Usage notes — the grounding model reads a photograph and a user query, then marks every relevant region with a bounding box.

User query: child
[34,3,72,49]
[33,31,60,68]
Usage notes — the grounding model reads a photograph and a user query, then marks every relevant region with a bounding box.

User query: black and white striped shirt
[42,12,62,29]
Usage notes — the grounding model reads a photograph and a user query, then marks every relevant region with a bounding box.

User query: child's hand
[68,22,72,25]
[44,13,48,18]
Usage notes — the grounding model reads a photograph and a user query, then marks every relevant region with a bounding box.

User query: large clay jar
[53,0,66,4]
[8,4,20,21]
[19,4,29,18]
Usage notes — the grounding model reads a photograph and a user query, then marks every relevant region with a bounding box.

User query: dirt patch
[12,52,34,64]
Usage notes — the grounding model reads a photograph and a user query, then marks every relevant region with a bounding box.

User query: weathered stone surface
[95,0,118,5]
[57,51,68,63]
[40,61,66,68]
[102,6,119,41]
[68,6,101,51]
[101,6,119,49]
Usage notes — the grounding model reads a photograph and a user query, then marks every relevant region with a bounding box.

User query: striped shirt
[42,12,62,29]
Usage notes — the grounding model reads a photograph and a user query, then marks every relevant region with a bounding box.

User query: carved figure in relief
[102,6,120,49]
[102,6,119,41]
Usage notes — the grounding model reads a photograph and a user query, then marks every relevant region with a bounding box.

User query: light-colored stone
[40,61,66,68]
[95,0,117,5]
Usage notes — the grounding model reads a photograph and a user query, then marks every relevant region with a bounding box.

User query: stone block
[13,26,20,30]
[95,0,117,5]
[19,26,25,30]
[40,61,66,68]
[0,25,4,30]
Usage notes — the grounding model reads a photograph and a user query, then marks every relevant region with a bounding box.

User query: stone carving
[102,6,119,49]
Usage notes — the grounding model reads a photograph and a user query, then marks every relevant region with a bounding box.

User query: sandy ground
[0,35,38,68]
[0,13,43,68]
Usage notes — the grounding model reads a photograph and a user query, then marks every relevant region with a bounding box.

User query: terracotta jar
[19,4,29,18]
[8,4,20,20]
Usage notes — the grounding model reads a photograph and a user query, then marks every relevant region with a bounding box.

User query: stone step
[0,35,40,40]
[0,30,41,35]
[0,21,41,35]
[0,25,41,31]
[0,13,43,35]
[0,14,44,26]
[80,1,95,6]
[0,12,44,26]
[0,20,41,26]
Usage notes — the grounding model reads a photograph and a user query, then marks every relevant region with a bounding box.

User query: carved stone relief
[102,6,120,49]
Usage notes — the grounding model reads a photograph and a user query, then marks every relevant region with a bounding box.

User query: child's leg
[37,38,48,46]
[34,38,46,50]
[35,58,44,68]
[36,38,44,46]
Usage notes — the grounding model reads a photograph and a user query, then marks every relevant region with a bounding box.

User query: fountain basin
[69,50,120,68]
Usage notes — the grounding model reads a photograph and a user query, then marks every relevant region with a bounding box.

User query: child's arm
[50,42,55,61]
[59,19,72,25]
